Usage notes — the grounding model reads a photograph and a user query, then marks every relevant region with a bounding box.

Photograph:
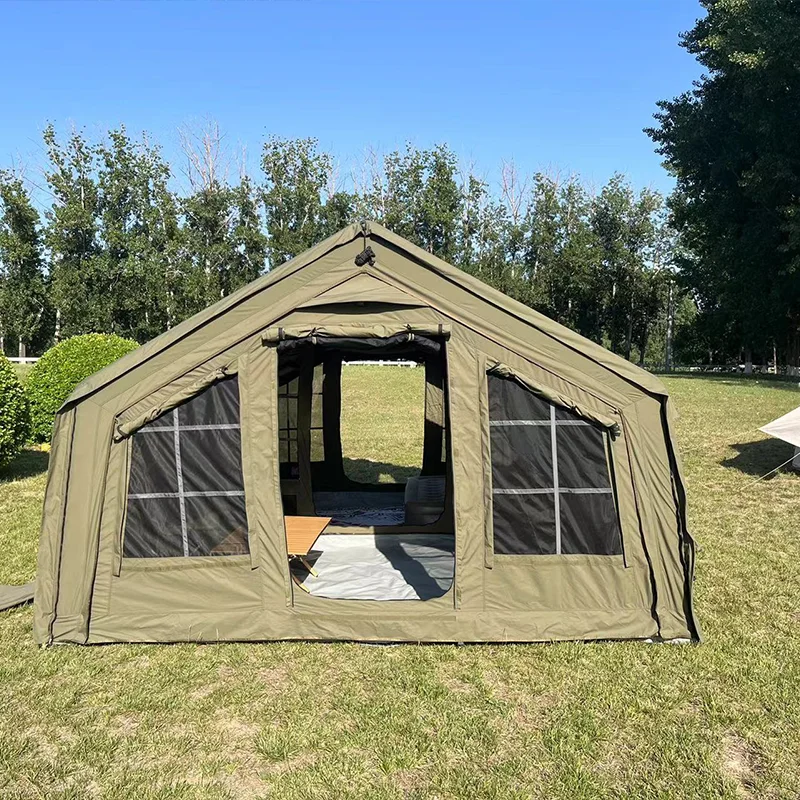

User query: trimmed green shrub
[0,354,31,468]
[27,334,139,442]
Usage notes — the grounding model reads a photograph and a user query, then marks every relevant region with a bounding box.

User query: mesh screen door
[488,373,622,556]
[123,376,249,558]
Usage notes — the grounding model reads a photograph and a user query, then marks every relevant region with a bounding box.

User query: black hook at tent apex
[355,220,376,267]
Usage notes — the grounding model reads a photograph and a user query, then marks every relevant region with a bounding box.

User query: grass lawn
[340,364,425,483]
[1,370,800,799]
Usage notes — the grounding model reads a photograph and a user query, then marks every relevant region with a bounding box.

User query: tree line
[3,3,799,374]
[0,123,690,367]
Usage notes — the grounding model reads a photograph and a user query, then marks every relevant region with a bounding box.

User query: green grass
[1,372,800,798]
[340,364,425,483]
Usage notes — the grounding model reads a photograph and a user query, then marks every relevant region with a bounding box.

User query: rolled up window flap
[114,363,236,441]
[262,323,451,344]
[487,361,620,436]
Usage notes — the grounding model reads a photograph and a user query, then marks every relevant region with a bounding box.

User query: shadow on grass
[0,449,50,484]
[720,438,796,478]
[341,458,420,486]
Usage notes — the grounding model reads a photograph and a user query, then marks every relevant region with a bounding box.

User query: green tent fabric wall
[33,222,699,645]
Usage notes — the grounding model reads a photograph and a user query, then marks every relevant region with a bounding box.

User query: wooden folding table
[284,516,331,592]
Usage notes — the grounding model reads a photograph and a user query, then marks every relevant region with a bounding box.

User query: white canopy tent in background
[760,406,800,471]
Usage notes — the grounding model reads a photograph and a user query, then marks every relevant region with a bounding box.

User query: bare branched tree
[179,119,230,191]
[500,159,530,224]
[364,145,387,220]
[237,143,249,181]
[325,159,341,203]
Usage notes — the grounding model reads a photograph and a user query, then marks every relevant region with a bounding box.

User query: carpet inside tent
[313,492,407,526]
[293,533,455,600]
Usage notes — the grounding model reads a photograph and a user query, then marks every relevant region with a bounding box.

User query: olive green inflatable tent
[33,222,699,645]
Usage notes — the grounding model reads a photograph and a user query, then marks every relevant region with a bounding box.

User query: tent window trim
[483,364,625,561]
[113,361,237,442]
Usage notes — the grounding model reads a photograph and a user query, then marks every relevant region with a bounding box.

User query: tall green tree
[177,123,268,316]
[180,184,236,314]
[96,127,182,340]
[261,136,336,267]
[648,0,800,370]
[590,176,663,360]
[43,124,102,339]
[462,184,516,294]
[0,171,49,355]
[229,174,269,291]
[380,144,463,262]
[179,178,266,315]
[524,174,600,337]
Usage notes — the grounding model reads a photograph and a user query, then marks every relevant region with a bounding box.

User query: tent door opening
[275,332,455,601]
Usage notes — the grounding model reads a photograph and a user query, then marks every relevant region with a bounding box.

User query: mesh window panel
[560,493,621,555]
[279,396,299,429]
[279,429,299,479]
[279,377,299,478]
[488,375,557,553]
[310,368,324,464]
[493,493,557,555]
[489,375,550,421]
[180,429,244,493]
[128,425,178,495]
[123,376,249,558]
[181,378,239,425]
[556,425,611,489]
[490,426,553,491]
[123,497,183,558]
[185,494,249,556]
[488,373,621,556]
[311,364,324,429]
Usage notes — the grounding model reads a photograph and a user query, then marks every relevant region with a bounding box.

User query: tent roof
[297,272,426,308]
[63,221,668,410]
[760,405,800,449]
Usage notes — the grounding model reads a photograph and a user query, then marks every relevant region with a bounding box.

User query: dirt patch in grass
[721,732,765,798]
[109,714,141,737]
[257,664,291,692]
[214,711,260,751]
[510,690,561,729]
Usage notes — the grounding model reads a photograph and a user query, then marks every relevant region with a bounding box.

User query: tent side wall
[621,396,697,639]
[34,400,116,644]
[33,408,73,643]
[457,326,693,640]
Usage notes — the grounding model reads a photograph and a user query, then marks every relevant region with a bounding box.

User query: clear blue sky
[0,0,703,200]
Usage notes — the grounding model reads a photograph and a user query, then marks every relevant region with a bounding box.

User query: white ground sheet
[295,533,455,601]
